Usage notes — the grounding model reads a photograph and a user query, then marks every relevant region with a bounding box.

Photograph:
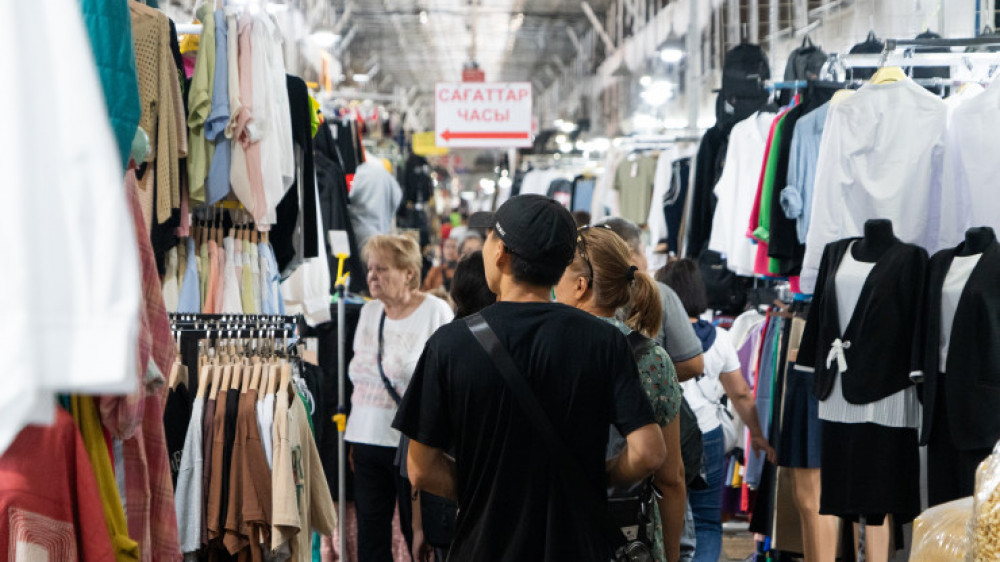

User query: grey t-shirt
[656,282,703,363]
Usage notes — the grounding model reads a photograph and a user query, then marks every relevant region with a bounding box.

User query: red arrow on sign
[441,129,530,141]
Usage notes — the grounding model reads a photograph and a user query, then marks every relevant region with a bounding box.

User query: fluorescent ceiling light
[639,75,652,87]
[558,142,574,153]
[419,10,428,24]
[660,48,685,64]
[309,30,340,48]
[558,121,577,133]
[641,80,675,106]
[353,73,371,83]
[555,134,568,144]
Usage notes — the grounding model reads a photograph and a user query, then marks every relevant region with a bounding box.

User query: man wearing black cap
[393,195,666,561]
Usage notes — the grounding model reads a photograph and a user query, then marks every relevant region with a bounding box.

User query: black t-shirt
[393,302,656,561]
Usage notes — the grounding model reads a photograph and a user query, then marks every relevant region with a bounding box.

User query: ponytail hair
[573,227,663,338]
[625,271,663,338]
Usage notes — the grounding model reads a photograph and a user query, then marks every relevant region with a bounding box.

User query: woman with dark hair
[657,258,775,562]
[554,225,680,562]
[450,251,496,318]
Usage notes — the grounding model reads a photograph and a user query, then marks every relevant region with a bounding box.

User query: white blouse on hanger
[800,79,947,294]
[708,111,775,276]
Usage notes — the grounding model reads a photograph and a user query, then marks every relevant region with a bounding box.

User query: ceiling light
[419,10,428,24]
[558,142,574,153]
[641,80,675,106]
[309,30,340,48]
[353,73,371,83]
[558,121,577,133]
[555,134,568,144]
[639,75,652,87]
[632,113,662,132]
[660,48,685,64]
[497,177,513,190]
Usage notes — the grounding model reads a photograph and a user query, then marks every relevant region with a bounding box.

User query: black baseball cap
[468,195,577,265]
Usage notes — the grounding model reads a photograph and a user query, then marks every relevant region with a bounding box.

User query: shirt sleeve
[611,333,657,436]
[393,339,453,450]
[712,328,742,374]
[658,284,703,363]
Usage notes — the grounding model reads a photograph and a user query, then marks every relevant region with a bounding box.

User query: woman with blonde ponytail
[554,225,684,562]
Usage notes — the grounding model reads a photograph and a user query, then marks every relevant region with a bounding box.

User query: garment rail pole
[335,283,348,559]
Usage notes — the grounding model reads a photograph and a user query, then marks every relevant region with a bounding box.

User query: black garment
[403,154,433,205]
[662,157,690,255]
[798,238,928,404]
[393,302,656,562]
[820,420,920,524]
[767,83,837,275]
[315,123,367,294]
[351,443,413,562]
[686,126,729,257]
[270,75,319,275]
[921,237,1000,451]
[546,178,573,203]
[777,366,822,469]
[300,361,326,447]
[219,389,240,531]
[310,303,364,502]
[164,383,192,487]
[927,371,993,505]
[848,32,885,80]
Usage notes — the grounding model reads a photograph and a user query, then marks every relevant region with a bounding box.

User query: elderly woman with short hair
[347,234,453,561]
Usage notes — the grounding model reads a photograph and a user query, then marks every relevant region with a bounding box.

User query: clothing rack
[766,76,972,91]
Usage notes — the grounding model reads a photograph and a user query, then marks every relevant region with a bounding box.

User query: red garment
[143,393,182,562]
[747,111,787,276]
[0,410,116,561]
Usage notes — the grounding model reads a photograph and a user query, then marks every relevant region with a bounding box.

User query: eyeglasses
[575,224,612,285]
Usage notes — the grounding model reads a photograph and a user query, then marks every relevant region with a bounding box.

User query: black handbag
[465,314,653,562]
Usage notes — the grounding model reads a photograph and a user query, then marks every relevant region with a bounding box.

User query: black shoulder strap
[464,313,627,553]
[377,312,403,406]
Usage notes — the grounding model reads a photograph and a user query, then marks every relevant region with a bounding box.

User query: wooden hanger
[218,365,231,397]
[197,364,213,398]
[251,363,263,394]
[240,364,252,393]
[229,362,241,390]
[267,364,279,395]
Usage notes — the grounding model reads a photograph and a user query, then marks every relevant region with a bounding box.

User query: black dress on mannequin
[923,227,1000,505]
[798,220,926,525]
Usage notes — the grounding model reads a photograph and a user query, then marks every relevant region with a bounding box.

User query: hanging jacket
[80,0,142,169]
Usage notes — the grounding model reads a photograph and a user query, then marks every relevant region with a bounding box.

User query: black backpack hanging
[717,43,771,129]
[780,36,827,105]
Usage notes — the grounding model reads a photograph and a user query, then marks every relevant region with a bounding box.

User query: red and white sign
[462,67,485,82]
[435,82,533,148]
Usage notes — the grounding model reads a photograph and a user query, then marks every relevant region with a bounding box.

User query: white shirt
[708,112,776,276]
[800,79,947,294]
[345,296,453,447]
[0,0,141,455]
[818,245,920,428]
[940,78,1000,249]
[940,253,982,372]
[253,13,293,225]
[647,146,681,246]
[681,327,741,434]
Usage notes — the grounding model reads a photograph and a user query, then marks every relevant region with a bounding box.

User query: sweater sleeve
[796,242,835,372]
[908,248,930,384]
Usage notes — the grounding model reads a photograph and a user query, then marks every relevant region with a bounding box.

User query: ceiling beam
[581,1,615,53]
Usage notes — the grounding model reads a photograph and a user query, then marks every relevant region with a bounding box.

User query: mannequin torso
[852,219,898,263]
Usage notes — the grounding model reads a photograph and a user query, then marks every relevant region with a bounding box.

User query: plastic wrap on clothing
[972,441,1000,559]
[910,497,972,561]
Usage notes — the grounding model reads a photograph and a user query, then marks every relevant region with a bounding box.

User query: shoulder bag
[465,313,653,562]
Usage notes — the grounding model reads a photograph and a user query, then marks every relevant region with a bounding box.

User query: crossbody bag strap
[464,313,628,553]
[377,311,403,406]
